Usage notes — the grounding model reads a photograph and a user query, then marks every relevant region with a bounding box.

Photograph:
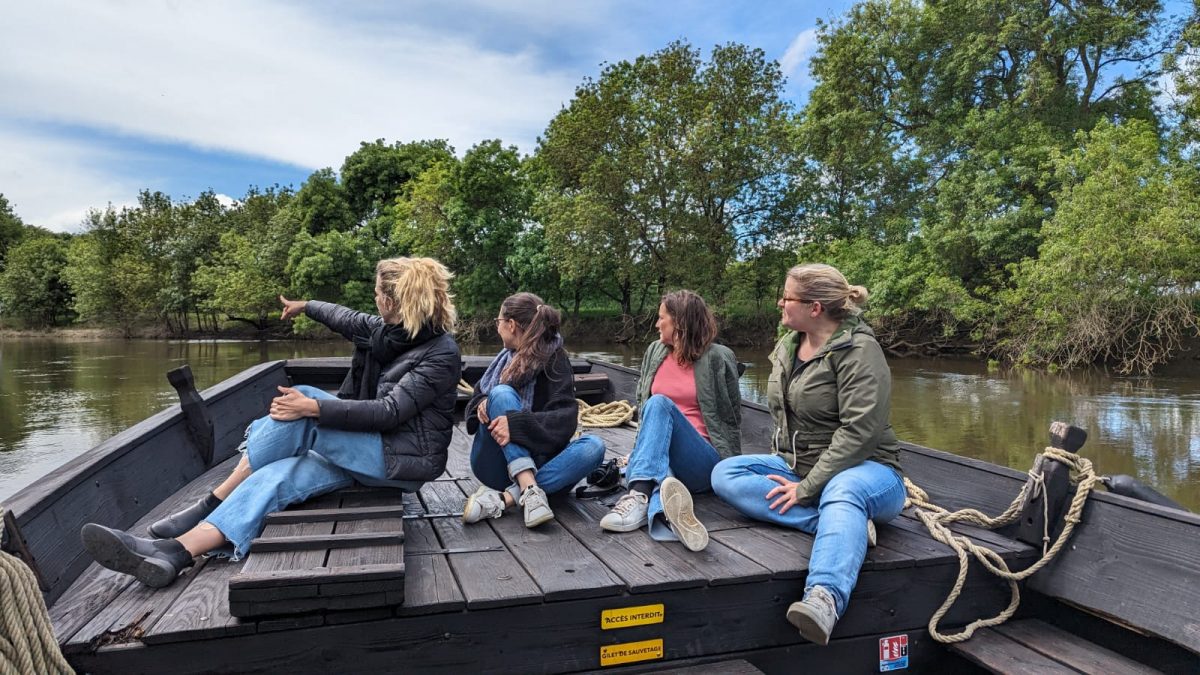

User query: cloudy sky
[0,1,854,232]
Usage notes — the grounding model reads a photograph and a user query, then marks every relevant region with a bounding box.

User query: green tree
[1003,120,1200,373]
[801,0,1179,328]
[341,139,455,225]
[0,194,26,268]
[536,40,796,313]
[0,235,72,325]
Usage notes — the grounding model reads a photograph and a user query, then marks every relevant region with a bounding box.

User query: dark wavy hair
[661,290,717,365]
[500,292,562,385]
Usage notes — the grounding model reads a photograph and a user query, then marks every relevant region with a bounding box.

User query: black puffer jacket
[305,301,461,481]
[465,347,578,466]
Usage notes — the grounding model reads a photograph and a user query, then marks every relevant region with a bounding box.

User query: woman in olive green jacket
[599,290,742,552]
[711,264,905,647]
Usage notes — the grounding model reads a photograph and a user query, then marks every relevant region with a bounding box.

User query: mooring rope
[577,399,637,428]
[0,507,73,675]
[904,447,1099,643]
[457,379,473,396]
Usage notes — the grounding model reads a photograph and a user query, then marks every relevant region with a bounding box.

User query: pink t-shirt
[651,356,710,441]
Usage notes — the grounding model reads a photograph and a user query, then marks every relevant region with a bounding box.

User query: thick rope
[577,399,636,428]
[457,379,473,396]
[904,447,1098,643]
[0,508,73,675]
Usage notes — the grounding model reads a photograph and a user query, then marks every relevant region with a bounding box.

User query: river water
[2,337,1198,511]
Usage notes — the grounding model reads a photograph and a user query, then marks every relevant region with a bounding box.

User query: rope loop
[906,447,1098,643]
[576,399,636,429]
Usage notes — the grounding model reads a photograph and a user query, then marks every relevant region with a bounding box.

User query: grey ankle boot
[82,523,194,588]
[148,494,219,539]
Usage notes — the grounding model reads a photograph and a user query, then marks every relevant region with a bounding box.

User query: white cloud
[0,123,137,232]
[0,1,580,169]
[779,28,820,83]
[214,193,236,208]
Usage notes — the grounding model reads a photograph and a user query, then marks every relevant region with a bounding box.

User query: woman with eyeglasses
[711,263,904,647]
[81,257,462,587]
[461,293,605,528]
[599,290,742,552]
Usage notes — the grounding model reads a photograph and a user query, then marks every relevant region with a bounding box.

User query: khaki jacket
[767,314,901,504]
[636,341,742,459]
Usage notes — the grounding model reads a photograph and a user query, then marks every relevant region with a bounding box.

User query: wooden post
[167,365,215,467]
[1,509,49,592]
[1001,422,1085,548]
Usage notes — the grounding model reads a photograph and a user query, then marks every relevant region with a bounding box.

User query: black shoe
[80,523,194,588]
[148,495,219,539]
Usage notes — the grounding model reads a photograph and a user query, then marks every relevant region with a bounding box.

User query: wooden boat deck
[51,421,1040,673]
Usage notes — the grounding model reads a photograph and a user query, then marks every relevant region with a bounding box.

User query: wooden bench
[948,619,1160,674]
[227,486,408,618]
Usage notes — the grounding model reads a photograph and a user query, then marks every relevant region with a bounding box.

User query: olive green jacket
[635,341,742,459]
[767,314,902,504]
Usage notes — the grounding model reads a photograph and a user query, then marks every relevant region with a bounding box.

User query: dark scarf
[339,322,443,400]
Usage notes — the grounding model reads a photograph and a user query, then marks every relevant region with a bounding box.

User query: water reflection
[1,338,1197,511]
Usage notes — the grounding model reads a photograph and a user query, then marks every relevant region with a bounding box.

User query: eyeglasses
[494,317,510,325]
[779,296,813,305]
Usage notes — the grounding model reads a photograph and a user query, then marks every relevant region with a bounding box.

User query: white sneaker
[661,477,708,552]
[600,490,649,532]
[462,485,505,524]
[867,520,877,548]
[519,485,554,528]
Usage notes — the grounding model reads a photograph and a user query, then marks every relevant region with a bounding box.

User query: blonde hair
[786,263,868,321]
[375,257,456,334]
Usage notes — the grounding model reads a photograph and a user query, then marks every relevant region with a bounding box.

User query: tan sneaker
[600,490,649,532]
[519,484,554,528]
[787,585,839,645]
[867,520,877,548]
[661,477,708,552]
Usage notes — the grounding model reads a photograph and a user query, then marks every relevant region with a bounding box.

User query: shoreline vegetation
[4,4,1200,373]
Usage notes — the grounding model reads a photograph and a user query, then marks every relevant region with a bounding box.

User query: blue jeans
[470,384,605,503]
[205,385,388,559]
[627,394,722,541]
[711,454,905,615]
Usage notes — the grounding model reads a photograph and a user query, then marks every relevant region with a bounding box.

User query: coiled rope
[577,400,636,428]
[905,447,1098,643]
[0,507,73,675]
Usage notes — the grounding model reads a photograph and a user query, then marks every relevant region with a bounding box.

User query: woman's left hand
[488,415,510,446]
[270,386,320,421]
[765,474,801,514]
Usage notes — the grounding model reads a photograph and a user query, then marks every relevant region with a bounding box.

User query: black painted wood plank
[397,491,465,615]
[947,629,1078,674]
[63,557,212,655]
[1028,492,1200,653]
[876,516,960,567]
[249,531,404,553]
[142,557,253,645]
[263,504,406,524]
[553,496,707,594]
[994,619,1160,675]
[235,495,338,581]
[419,480,543,610]
[229,563,409,591]
[710,527,811,580]
[52,453,240,646]
[479,482,625,602]
[326,492,406,569]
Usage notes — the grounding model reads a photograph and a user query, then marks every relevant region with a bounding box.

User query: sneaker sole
[660,477,708,552]
[524,509,555,528]
[786,603,831,646]
[81,524,177,588]
[867,520,877,548]
[599,515,647,533]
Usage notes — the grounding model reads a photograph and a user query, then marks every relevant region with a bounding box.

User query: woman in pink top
[599,291,742,551]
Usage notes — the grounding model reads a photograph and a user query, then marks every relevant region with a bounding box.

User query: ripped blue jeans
[204,385,387,559]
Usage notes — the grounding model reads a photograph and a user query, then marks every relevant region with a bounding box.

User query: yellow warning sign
[600,603,665,630]
[600,638,664,666]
